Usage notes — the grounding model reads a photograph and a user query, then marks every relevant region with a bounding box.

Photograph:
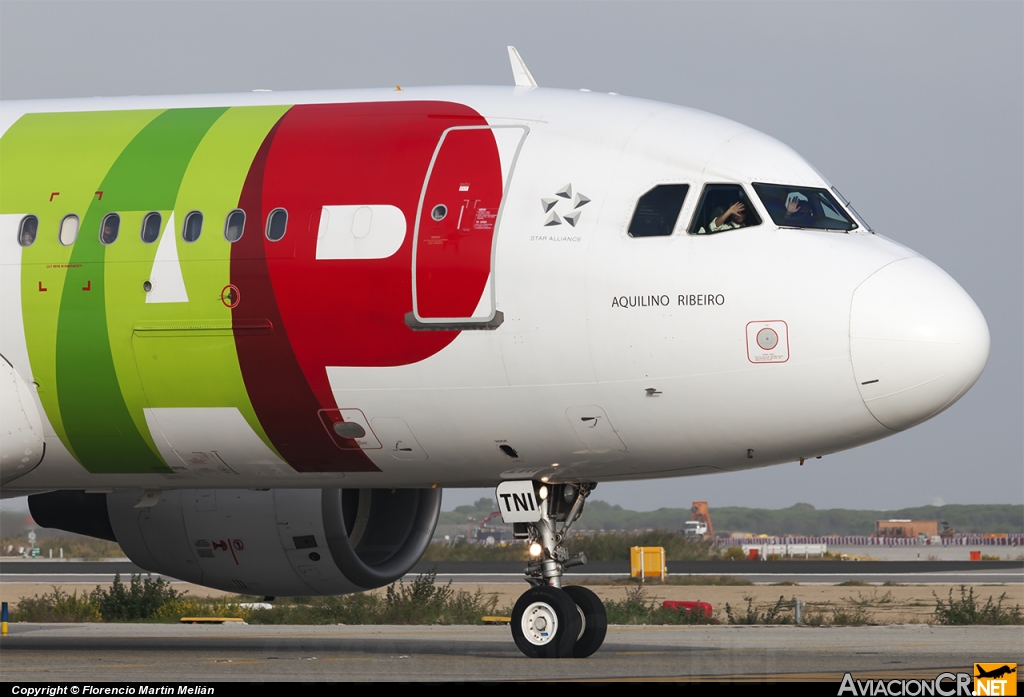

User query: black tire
[564,585,608,658]
[511,586,581,658]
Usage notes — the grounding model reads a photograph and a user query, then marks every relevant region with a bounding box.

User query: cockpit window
[689,184,761,235]
[832,187,873,233]
[752,183,857,231]
[628,184,689,237]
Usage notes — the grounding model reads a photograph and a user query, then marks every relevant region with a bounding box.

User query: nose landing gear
[500,481,608,658]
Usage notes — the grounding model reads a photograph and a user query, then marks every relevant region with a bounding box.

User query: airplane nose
[850,257,990,431]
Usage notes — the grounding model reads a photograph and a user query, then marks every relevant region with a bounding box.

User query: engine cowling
[29,487,442,596]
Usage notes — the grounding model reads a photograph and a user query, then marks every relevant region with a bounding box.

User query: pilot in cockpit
[782,191,815,227]
[707,200,749,233]
[692,184,762,235]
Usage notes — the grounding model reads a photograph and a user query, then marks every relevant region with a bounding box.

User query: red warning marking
[94,191,104,201]
[38,282,47,292]
[210,538,242,564]
[82,281,91,291]
[49,192,60,202]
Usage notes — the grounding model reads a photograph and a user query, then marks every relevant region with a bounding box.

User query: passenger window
[18,215,38,247]
[59,214,79,246]
[690,184,761,235]
[752,183,855,232]
[141,212,162,243]
[182,211,203,243]
[99,213,120,245]
[628,184,689,237]
[224,209,245,242]
[266,208,287,242]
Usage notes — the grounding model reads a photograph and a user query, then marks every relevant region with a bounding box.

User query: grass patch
[12,588,102,622]
[720,546,747,561]
[604,583,717,625]
[92,573,184,621]
[836,580,870,587]
[248,571,502,625]
[933,586,1023,625]
[845,590,896,607]
[12,570,504,626]
[12,573,189,622]
[804,607,873,627]
[724,596,794,625]
[770,581,800,586]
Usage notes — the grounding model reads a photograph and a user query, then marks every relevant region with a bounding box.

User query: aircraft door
[408,125,528,330]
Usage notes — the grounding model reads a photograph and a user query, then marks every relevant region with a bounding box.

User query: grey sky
[1,1,1021,512]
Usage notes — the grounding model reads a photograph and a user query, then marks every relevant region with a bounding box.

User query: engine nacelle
[29,487,442,596]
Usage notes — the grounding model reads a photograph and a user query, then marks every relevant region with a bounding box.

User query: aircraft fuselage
[0,86,990,493]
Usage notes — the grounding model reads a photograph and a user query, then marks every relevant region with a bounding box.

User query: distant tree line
[439,499,1023,536]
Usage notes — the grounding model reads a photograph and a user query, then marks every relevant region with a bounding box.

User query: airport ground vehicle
[0,49,989,658]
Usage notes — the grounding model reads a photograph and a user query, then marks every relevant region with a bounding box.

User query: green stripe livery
[1,105,290,473]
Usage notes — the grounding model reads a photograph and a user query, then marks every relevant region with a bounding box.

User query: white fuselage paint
[0,86,990,494]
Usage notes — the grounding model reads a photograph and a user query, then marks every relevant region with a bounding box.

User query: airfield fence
[715,534,1024,547]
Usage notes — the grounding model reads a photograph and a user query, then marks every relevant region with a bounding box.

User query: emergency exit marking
[49,192,60,201]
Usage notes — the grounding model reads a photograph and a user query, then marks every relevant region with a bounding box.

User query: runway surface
[2,623,1021,682]
[4,559,1022,585]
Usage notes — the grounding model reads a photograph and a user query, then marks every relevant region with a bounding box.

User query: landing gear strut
[504,481,608,658]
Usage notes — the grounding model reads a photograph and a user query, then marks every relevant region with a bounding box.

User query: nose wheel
[563,585,608,658]
[511,586,581,658]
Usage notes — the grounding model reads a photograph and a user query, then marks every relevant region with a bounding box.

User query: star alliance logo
[540,183,590,227]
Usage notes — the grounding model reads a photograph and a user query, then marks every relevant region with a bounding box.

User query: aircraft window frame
[752,183,857,232]
[141,212,162,243]
[58,214,80,246]
[99,213,121,245]
[832,187,873,233]
[182,210,204,243]
[224,209,245,242]
[627,184,690,238]
[266,208,288,242]
[688,183,762,236]
[18,215,39,247]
